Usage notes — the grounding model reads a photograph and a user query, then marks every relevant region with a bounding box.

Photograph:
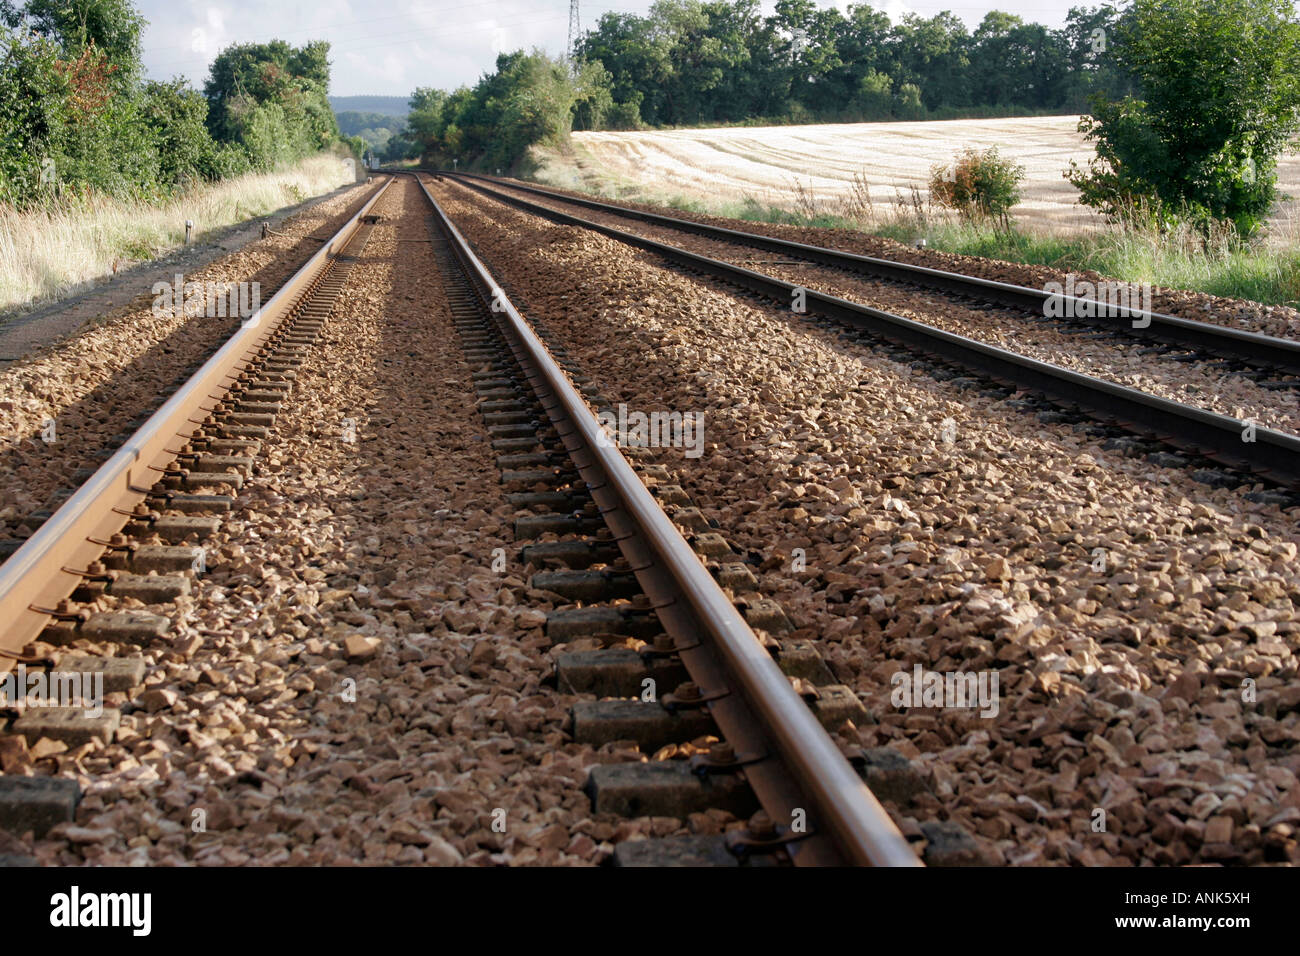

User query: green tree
[895,82,924,119]
[1061,4,1134,110]
[888,12,971,110]
[577,11,669,125]
[1068,0,1300,236]
[203,39,339,167]
[767,0,843,116]
[852,68,892,120]
[26,0,145,79]
[141,79,213,188]
[414,50,590,170]
[969,13,1070,109]
[828,4,892,114]
[571,59,615,130]
[405,87,447,145]
[0,25,70,205]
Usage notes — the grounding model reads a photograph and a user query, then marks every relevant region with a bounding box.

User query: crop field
[535,116,1300,239]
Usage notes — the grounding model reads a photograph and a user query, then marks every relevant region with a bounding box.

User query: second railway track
[441,171,1300,493]
[448,172,1300,376]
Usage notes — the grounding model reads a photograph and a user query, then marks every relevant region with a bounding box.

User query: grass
[624,186,1300,309]
[0,151,359,316]
[869,219,1300,308]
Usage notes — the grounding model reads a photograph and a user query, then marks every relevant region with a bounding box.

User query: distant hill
[336,111,406,153]
[329,96,409,118]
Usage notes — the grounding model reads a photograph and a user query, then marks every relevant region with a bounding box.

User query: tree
[410,50,593,170]
[0,24,70,205]
[969,14,1070,109]
[829,4,892,112]
[1068,0,1300,236]
[203,39,339,165]
[141,79,213,187]
[768,0,843,116]
[888,12,971,110]
[406,87,448,146]
[571,59,615,130]
[1061,5,1133,109]
[577,11,669,125]
[895,82,924,120]
[25,0,145,79]
[853,68,892,120]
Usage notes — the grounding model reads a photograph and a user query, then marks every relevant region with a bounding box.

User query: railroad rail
[443,172,1300,490]
[0,176,394,664]
[447,172,1300,376]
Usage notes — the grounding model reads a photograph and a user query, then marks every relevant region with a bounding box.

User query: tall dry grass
[0,153,358,316]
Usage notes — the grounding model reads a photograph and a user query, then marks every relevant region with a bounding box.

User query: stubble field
[534,116,1300,240]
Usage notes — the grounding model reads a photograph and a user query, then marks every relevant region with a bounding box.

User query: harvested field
[535,116,1300,239]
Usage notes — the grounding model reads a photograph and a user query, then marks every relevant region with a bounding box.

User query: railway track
[0,172,924,867]
[419,178,1300,868]
[5,167,1295,869]
[448,172,1300,377]
[416,173,919,865]
[442,172,1300,494]
[0,176,394,859]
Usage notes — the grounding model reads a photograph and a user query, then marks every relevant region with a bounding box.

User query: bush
[606,94,644,130]
[1066,0,1300,238]
[929,147,1025,227]
[199,141,252,181]
[141,80,212,189]
[854,70,893,120]
[0,26,71,207]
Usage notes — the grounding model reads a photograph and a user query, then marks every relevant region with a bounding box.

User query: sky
[136,0,1091,98]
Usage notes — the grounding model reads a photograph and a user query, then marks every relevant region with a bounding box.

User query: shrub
[929,146,1025,227]
[854,70,893,120]
[0,26,71,207]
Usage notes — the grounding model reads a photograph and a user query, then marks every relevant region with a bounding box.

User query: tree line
[0,0,353,209]
[574,0,1130,128]
[391,0,1299,239]
[385,0,1133,169]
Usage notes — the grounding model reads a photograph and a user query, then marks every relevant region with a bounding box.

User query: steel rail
[415,173,919,867]
[451,171,1300,376]
[0,176,394,660]
[446,173,1300,488]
